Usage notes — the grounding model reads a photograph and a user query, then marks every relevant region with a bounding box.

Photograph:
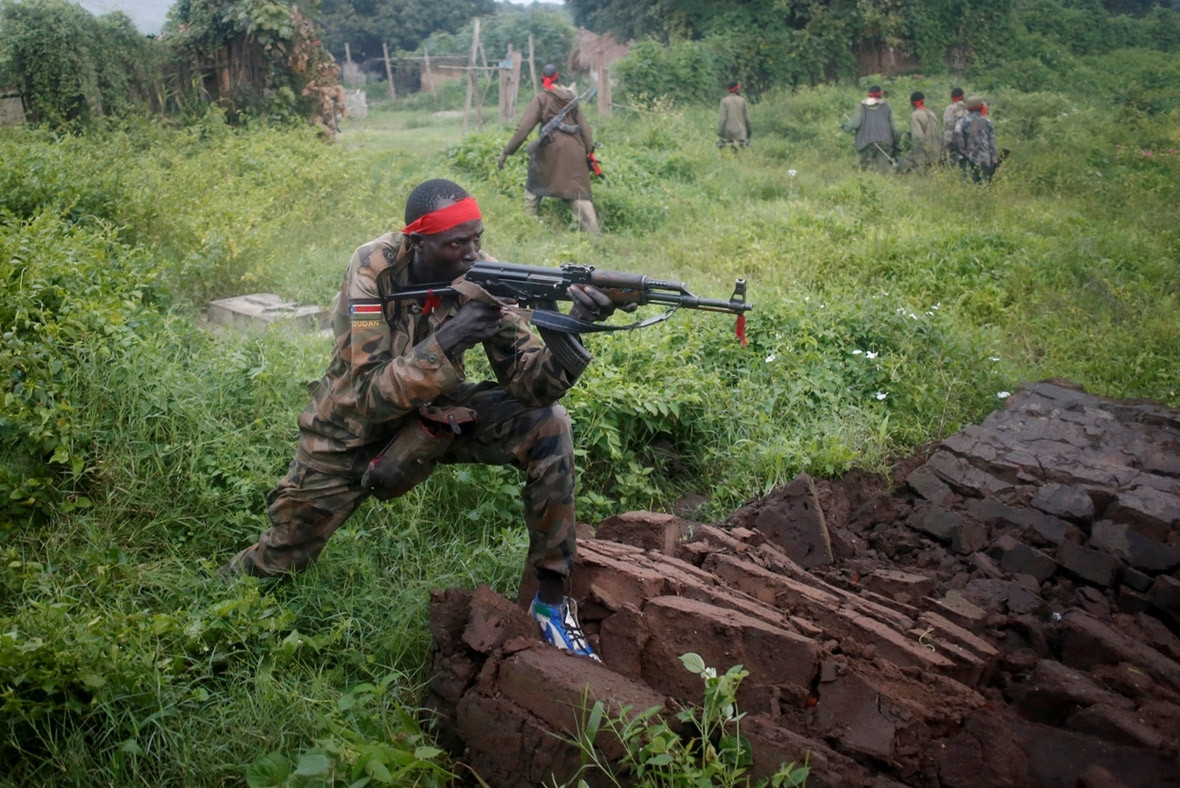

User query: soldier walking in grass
[897,91,942,172]
[942,87,968,166]
[498,64,601,235]
[222,178,621,661]
[717,81,752,151]
[842,85,897,173]
[952,95,999,183]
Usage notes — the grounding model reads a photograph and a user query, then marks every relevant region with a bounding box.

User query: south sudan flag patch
[350,299,383,327]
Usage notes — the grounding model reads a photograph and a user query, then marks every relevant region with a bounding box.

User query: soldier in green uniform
[222,178,619,660]
[498,64,601,235]
[897,91,942,172]
[717,81,752,151]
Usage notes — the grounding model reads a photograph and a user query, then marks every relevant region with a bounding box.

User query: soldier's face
[410,219,484,283]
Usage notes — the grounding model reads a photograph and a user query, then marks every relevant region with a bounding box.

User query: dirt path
[426,380,1180,787]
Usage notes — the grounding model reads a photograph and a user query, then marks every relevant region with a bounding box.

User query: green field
[2,75,1178,784]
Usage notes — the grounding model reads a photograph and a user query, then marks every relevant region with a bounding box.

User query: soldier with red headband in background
[718,80,752,151]
[842,85,897,172]
[498,64,601,235]
[221,178,620,661]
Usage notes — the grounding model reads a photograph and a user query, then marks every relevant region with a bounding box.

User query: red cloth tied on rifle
[735,314,747,347]
[401,197,482,236]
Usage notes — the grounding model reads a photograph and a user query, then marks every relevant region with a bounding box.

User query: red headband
[543,73,559,89]
[868,89,882,98]
[729,83,740,93]
[401,196,482,236]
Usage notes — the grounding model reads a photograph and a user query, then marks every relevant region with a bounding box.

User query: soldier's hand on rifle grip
[435,301,504,354]
[568,285,622,323]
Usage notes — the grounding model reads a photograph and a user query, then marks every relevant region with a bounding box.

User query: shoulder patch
[350,299,383,322]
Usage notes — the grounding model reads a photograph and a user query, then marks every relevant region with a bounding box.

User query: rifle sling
[529,307,678,334]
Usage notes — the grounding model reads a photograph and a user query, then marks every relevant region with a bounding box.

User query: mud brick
[813,672,900,762]
[918,611,1001,667]
[571,538,715,613]
[1089,521,1180,574]
[924,448,1016,498]
[594,510,691,554]
[743,714,871,788]
[987,534,1058,581]
[1057,541,1120,587]
[1059,611,1180,693]
[747,473,834,569]
[1148,574,1180,612]
[1107,486,1180,543]
[1007,716,1180,788]
[905,465,954,506]
[1115,586,1152,615]
[939,709,1032,788]
[1012,659,1134,725]
[1118,564,1154,593]
[907,625,990,687]
[912,506,961,541]
[950,516,989,554]
[1067,703,1169,750]
[1031,482,1096,522]
[928,590,989,633]
[638,595,821,700]
[860,568,935,603]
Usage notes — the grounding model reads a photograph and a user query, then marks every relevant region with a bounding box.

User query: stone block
[1031,482,1096,522]
[1148,574,1180,612]
[1058,541,1120,588]
[988,534,1058,581]
[206,293,328,334]
[747,473,834,568]
[1090,521,1180,574]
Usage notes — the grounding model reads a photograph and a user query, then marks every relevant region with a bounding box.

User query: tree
[318,0,495,63]
[0,0,159,127]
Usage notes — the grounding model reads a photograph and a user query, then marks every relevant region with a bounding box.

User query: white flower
[997,391,1012,399]
[875,392,888,401]
[765,353,777,363]
[703,667,718,679]
[865,351,878,359]
[788,169,797,177]
[989,356,1001,362]
[852,349,863,355]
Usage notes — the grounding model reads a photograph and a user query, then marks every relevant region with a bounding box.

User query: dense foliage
[0,0,160,125]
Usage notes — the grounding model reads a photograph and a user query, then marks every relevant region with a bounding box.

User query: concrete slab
[206,293,328,334]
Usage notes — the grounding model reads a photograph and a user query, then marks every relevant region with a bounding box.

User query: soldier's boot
[532,594,601,661]
[523,190,541,217]
[571,199,602,236]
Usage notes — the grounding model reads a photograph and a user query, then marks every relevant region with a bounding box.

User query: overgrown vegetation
[562,653,810,787]
[2,24,1179,787]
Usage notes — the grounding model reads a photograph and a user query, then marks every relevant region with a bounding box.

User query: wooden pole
[382,42,396,100]
[498,44,513,125]
[597,53,612,118]
[344,42,352,68]
[509,50,522,119]
[527,34,537,94]
[464,19,479,135]
[423,45,436,98]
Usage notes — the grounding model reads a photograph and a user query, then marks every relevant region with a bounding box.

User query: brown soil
[425,380,1180,788]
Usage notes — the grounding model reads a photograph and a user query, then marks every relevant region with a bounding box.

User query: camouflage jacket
[295,232,580,473]
[952,112,998,168]
[942,100,967,146]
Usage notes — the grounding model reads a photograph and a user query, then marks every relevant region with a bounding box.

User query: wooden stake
[527,34,537,94]
[424,45,436,98]
[464,19,480,135]
[382,42,396,100]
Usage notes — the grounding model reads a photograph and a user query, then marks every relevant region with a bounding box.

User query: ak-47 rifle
[524,85,598,156]
[383,261,752,374]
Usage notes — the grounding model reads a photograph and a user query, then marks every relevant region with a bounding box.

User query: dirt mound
[425,380,1180,787]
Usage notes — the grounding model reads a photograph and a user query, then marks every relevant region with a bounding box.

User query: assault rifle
[384,261,752,373]
[524,85,598,156]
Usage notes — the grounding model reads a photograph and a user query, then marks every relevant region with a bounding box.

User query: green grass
[1,75,1178,786]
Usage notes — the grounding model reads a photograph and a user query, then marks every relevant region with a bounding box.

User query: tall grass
[1,75,1178,785]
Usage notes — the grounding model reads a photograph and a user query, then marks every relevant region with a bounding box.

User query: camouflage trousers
[857,144,895,173]
[524,190,602,236]
[223,385,577,580]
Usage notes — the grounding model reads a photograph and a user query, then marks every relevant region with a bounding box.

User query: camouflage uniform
[952,110,998,182]
[942,100,968,164]
[226,232,583,579]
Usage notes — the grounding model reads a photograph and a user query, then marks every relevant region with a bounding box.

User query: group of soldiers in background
[843,85,1001,182]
